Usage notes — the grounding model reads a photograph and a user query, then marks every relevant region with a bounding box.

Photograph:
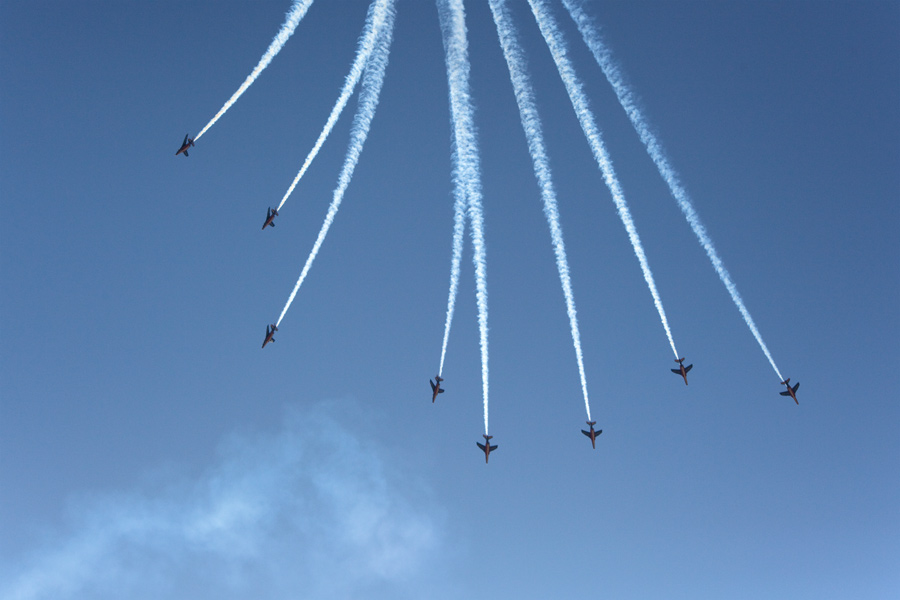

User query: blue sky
[1,1,898,598]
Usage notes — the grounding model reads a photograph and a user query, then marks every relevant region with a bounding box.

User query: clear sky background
[1,1,898,598]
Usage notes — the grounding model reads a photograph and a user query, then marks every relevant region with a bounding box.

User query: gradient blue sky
[1,1,898,598]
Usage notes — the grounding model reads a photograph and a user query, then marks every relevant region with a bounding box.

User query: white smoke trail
[563,0,784,380]
[436,0,473,379]
[437,0,490,435]
[275,1,396,328]
[488,0,592,422]
[437,169,467,377]
[276,0,393,212]
[528,0,680,359]
[195,0,315,142]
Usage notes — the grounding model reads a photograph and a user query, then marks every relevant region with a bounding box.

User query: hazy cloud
[2,403,444,600]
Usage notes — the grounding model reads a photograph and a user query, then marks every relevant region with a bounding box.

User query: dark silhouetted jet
[261,323,278,348]
[262,207,279,230]
[175,134,195,157]
[430,375,444,403]
[581,421,602,449]
[671,357,693,385]
[780,378,799,404]
[476,435,497,464]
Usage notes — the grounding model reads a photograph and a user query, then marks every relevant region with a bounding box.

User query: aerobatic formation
[176,0,800,463]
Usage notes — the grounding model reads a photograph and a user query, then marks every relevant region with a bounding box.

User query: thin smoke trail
[437,0,490,434]
[563,0,784,380]
[436,0,472,378]
[488,0,592,421]
[275,1,396,327]
[195,0,315,142]
[528,0,680,359]
[276,0,393,212]
[437,167,467,377]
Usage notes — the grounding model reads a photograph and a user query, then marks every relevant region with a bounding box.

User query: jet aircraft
[671,357,693,385]
[430,375,444,403]
[476,435,497,464]
[581,421,602,449]
[175,134,195,157]
[262,207,279,230]
[261,323,278,348]
[779,378,800,404]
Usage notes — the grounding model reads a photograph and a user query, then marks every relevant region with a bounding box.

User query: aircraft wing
[581,429,591,437]
[779,390,791,396]
[430,381,436,391]
[184,150,188,156]
[671,368,680,374]
[489,445,497,451]
[684,364,693,373]
[476,442,486,451]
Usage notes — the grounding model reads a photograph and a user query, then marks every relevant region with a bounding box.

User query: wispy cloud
[2,403,444,600]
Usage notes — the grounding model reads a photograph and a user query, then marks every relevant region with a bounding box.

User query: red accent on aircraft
[262,323,278,348]
[780,378,799,405]
[476,434,497,464]
[581,421,602,449]
[430,375,444,403]
[671,357,693,386]
[262,207,279,230]
[175,134,195,157]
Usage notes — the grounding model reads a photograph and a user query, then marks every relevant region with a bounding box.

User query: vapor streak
[437,165,468,377]
[275,1,396,327]
[529,0,680,358]
[438,0,490,434]
[276,0,393,212]
[489,0,592,421]
[563,0,783,379]
[195,0,315,142]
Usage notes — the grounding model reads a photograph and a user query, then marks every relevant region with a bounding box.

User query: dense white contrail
[563,0,784,380]
[489,0,592,422]
[436,0,472,379]
[276,0,393,212]
[529,0,680,359]
[275,1,396,327]
[437,162,468,377]
[195,0,315,142]
[437,0,490,435]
